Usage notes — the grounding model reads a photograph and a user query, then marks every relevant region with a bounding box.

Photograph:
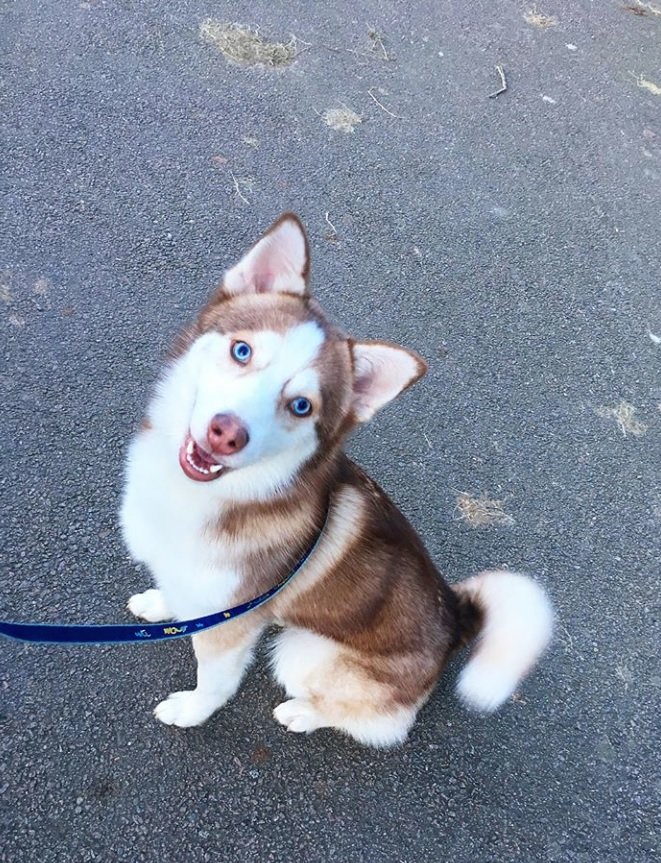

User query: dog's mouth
[178,434,227,482]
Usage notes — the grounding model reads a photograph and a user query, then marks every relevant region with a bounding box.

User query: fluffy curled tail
[452,570,553,712]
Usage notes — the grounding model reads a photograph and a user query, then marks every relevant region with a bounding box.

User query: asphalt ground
[1,1,659,861]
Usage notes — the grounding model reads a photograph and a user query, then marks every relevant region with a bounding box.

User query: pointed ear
[351,341,427,423]
[223,213,310,297]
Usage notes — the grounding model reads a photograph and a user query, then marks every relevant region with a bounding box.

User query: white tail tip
[455,570,553,713]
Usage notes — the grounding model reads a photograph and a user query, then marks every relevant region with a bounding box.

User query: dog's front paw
[127,589,170,622]
[273,698,322,734]
[153,690,219,728]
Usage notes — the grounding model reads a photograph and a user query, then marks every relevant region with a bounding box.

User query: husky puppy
[120,213,552,747]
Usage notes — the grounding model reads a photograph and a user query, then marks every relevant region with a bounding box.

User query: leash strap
[0,505,329,646]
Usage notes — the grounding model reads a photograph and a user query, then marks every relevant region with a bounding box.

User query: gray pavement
[1,1,659,861]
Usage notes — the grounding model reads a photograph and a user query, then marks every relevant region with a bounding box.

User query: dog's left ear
[223,213,310,297]
[351,341,427,423]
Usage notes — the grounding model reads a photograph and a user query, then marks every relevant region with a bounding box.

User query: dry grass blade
[230,172,253,205]
[367,29,390,60]
[367,88,401,117]
[631,73,661,95]
[302,27,393,63]
[524,9,557,27]
[200,21,298,67]
[625,2,661,14]
[596,401,648,437]
[453,492,514,528]
[324,212,340,242]
[488,64,508,98]
[322,106,363,133]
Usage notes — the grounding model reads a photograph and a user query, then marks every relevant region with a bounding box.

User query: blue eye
[231,341,252,364]
[288,397,312,417]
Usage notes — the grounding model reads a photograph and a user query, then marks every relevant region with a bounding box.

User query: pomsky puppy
[120,213,553,747]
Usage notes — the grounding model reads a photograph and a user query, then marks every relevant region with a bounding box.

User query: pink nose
[207,413,249,456]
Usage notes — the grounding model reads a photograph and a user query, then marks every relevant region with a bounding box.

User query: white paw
[127,589,170,623]
[273,698,322,734]
[153,690,220,728]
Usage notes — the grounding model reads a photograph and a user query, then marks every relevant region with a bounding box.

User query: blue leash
[0,505,330,646]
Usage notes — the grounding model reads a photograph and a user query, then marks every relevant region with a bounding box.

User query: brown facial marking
[177,290,357,456]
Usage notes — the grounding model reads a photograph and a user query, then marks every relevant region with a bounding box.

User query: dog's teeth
[183,437,220,477]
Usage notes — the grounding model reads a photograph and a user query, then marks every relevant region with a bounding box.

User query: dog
[120,213,553,747]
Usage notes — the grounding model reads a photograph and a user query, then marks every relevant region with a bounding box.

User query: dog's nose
[207,413,249,456]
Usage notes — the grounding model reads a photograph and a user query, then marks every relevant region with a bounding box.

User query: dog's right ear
[222,213,310,298]
[350,341,427,423]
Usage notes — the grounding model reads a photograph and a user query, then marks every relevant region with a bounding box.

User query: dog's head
[155,214,426,495]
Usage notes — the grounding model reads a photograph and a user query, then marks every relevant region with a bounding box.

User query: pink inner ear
[253,271,275,293]
[352,342,425,421]
[224,217,308,297]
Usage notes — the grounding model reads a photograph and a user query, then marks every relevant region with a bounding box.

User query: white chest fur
[120,431,240,620]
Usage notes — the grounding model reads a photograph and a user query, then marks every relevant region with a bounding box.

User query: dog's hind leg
[127,588,171,622]
[154,617,267,728]
[273,695,419,747]
[270,628,423,747]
